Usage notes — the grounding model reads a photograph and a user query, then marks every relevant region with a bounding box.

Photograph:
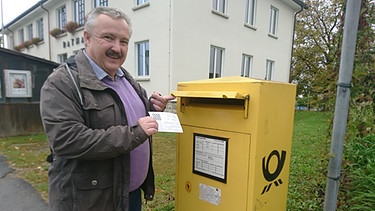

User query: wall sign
[193,133,228,183]
[4,69,32,98]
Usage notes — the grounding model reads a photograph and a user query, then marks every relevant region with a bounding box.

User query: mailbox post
[171,76,296,210]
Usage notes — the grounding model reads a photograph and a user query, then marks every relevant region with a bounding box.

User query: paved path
[0,155,48,211]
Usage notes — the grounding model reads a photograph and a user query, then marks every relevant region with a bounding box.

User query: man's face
[84,14,130,77]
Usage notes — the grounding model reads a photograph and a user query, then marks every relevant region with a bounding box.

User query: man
[40,6,174,211]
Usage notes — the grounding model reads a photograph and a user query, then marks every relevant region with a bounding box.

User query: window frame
[241,54,253,77]
[36,18,44,40]
[26,24,33,41]
[94,0,108,7]
[265,59,275,80]
[269,6,279,37]
[58,53,68,63]
[18,29,24,45]
[245,0,257,26]
[136,0,150,6]
[212,0,227,14]
[209,45,225,79]
[136,40,150,78]
[57,5,67,31]
[73,0,85,25]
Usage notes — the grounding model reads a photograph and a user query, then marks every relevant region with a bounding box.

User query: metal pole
[323,0,362,210]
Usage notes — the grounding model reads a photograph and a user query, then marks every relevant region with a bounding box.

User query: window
[18,29,24,44]
[269,6,279,36]
[58,53,68,63]
[57,6,67,30]
[209,46,224,78]
[36,18,44,40]
[265,60,274,80]
[241,54,253,77]
[74,0,85,25]
[136,0,149,6]
[26,24,33,40]
[212,0,226,14]
[136,41,150,77]
[94,0,108,7]
[245,0,257,26]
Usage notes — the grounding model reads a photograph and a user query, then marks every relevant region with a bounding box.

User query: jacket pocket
[84,91,117,129]
[72,171,114,211]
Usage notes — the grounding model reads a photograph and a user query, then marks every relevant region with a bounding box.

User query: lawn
[0,111,334,210]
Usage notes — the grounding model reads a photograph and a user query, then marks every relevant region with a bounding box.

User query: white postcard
[149,112,183,133]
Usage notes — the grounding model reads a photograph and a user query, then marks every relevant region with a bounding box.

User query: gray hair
[84,6,132,37]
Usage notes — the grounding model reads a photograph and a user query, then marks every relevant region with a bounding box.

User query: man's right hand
[138,116,158,136]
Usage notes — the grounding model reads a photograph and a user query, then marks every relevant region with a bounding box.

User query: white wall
[3,0,301,96]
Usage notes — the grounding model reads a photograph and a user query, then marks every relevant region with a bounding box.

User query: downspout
[168,0,172,94]
[288,3,308,83]
[40,1,51,61]
[6,28,14,49]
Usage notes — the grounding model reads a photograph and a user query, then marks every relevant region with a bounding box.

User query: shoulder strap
[46,63,86,163]
[65,63,84,106]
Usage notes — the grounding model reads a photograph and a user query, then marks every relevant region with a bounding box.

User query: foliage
[347,0,375,138]
[23,40,33,48]
[344,134,375,210]
[291,0,344,111]
[49,28,63,38]
[64,21,80,33]
[292,0,375,137]
[31,37,42,45]
[13,43,24,51]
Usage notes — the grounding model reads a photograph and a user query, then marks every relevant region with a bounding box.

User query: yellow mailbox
[171,76,296,210]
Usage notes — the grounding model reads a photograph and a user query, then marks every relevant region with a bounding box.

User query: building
[1,0,307,95]
[0,47,59,136]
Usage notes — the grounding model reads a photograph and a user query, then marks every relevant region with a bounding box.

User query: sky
[1,0,40,26]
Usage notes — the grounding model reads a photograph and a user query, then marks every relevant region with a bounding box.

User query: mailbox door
[176,126,251,211]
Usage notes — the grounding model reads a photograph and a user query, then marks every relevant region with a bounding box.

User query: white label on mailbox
[199,183,221,206]
[194,134,227,181]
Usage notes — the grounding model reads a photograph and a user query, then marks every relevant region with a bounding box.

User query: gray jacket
[40,49,155,211]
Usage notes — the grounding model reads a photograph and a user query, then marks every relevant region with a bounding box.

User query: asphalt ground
[0,155,48,211]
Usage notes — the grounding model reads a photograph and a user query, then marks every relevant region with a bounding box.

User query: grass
[343,134,375,210]
[0,111,351,210]
[0,134,50,201]
[287,111,332,210]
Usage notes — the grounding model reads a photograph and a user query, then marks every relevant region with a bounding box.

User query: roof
[292,0,308,9]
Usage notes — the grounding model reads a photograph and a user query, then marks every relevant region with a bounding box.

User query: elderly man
[40,6,174,211]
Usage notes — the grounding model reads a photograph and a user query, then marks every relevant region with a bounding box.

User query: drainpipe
[168,0,172,94]
[40,1,51,61]
[6,28,14,49]
[288,2,308,83]
[1,0,3,47]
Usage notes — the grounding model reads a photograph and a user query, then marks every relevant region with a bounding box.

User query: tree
[291,0,344,111]
[292,0,375,136]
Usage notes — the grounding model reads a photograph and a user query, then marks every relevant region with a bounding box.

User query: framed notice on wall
[4,69,32,98]
[193,133,228,183]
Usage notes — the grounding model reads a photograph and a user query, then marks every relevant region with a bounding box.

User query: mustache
[106,50,123,59]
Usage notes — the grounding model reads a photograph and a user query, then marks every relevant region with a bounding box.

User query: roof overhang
[281,0,308,11]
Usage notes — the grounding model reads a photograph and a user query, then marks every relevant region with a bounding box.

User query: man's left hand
[150,92,175,112]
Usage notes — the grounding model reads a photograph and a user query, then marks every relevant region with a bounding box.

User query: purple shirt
[83,51,150,192]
